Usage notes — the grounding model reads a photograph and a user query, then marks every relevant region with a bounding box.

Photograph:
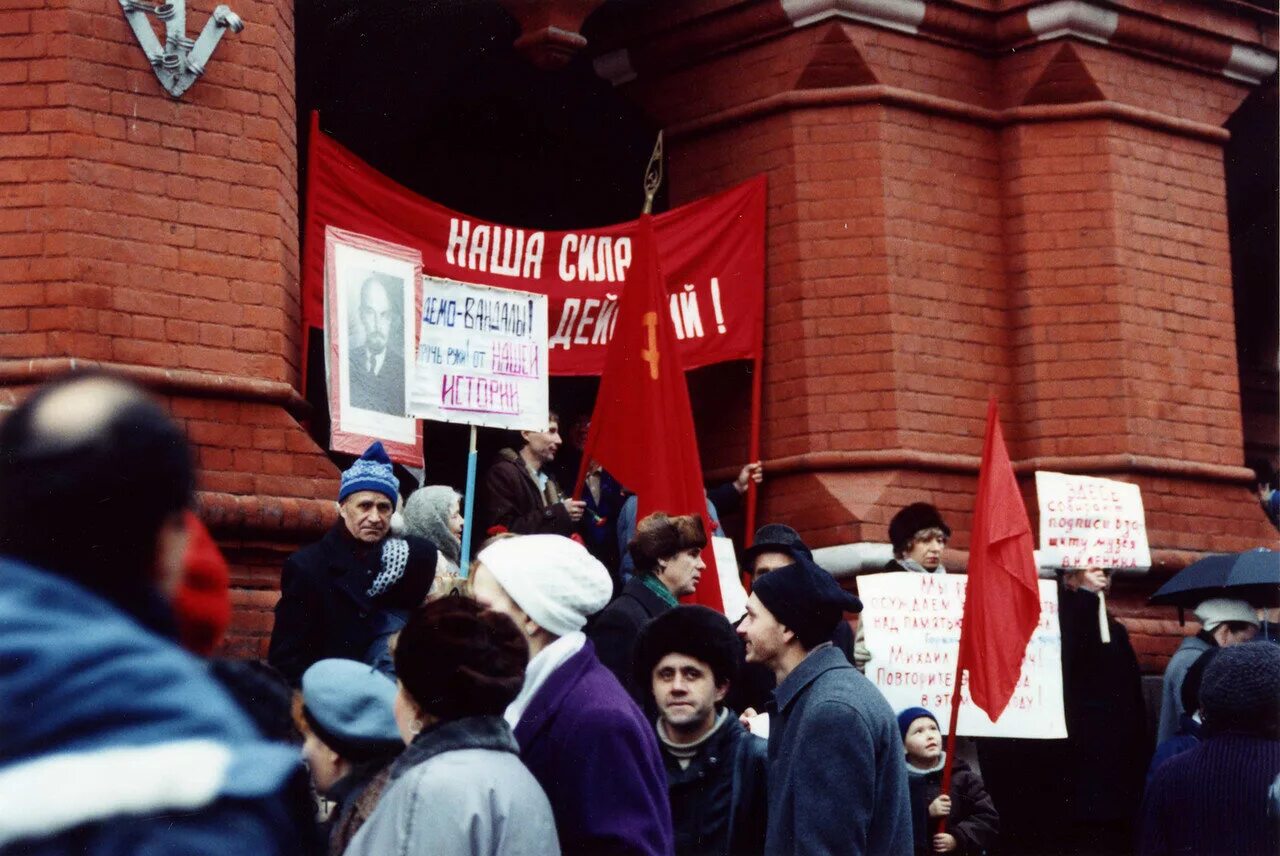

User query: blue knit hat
[339,442,399,505]
[301,659,403,760]
[897,706,938,740]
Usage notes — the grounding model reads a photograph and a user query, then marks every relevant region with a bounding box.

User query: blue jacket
[0,557,306,855]
[514,640,675,856]
[766,645,913,856]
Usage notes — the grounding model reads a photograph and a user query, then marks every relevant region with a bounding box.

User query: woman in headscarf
[403,485,465,598]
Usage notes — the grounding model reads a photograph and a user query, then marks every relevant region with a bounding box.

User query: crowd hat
[888,503,951,555]
[339,441,399,505]
[301,659,403,761]
[1199,642,1280,737]
[629,513,707,574]
[896,706,938,740]
[1193,597,1260,632]
[476,534,613,637]
[751,553,862,649]
[743,523,813,567]
[633,605,742,691]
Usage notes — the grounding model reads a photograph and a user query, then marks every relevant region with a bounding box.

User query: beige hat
[477,535,613,637]
[1194,597,1260,632]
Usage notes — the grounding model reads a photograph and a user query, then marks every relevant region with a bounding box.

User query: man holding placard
[481,411,586,537]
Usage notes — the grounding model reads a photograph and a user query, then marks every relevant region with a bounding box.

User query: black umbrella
[1149,548,1280,609]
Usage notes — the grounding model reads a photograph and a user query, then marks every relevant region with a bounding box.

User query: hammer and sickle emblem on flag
[641,311,660,380]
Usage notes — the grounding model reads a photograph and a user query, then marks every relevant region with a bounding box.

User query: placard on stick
[324,227,423,467]
[860,572,1066,739]
[1035,471,1152,571]
[408,276,549,431]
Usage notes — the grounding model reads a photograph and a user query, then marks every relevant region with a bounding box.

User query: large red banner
[302,118,765,376]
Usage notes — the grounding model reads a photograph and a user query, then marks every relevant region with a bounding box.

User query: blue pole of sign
[458,423,479,577]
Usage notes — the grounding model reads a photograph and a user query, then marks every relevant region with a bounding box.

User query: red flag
[575,215,724,613]
[957,398,1041,721]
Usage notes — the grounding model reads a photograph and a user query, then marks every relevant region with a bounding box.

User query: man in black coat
[589,512,707,695]
[268,442,436,684]
[635,606,768,856]
[480,411,585,536]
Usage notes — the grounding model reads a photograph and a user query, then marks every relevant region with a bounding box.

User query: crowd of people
[2,378,1278,856]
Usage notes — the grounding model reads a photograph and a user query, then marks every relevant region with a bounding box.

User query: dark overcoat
[267,524,435,685]
[481,448,575,536]
[766,645,913,856]
[514,640,675,856]
[588,575,673,694]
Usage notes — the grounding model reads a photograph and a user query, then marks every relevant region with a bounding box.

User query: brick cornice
[196,490,336,539]
[593,0,1278,86]
[708,449,1255,485]
[663,84,1232,144]
[0,358,311,418]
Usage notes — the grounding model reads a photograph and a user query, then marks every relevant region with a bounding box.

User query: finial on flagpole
[642,131,664,214]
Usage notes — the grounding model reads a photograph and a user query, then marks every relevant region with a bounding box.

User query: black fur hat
[633,605,742,692]
[888,502,951,555]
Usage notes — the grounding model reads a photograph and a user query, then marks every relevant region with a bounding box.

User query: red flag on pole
[574,215,724,613]
[958,397,1041,720]
[939,399,1041,827]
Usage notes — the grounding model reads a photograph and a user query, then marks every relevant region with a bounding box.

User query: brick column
[592,0,1278,562]
[0,0,333,656]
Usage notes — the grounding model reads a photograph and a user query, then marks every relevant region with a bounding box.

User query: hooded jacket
[0,556,308,855]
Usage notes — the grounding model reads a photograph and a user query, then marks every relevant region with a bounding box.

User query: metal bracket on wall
[118,0,245,98]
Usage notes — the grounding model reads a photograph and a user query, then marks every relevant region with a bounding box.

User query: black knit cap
[743,523,813,568]
[888,502,951,555]
[1199,642,1280,738]
[751,554,862,649]
[633,605,743,692]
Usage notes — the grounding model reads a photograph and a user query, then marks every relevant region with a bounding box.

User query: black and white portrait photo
[347,271,406,416]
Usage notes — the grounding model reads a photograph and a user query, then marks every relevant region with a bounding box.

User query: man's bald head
[0,373,194,603]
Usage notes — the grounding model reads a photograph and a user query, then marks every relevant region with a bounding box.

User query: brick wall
[606,0,1278,670]
[0,0,331,659]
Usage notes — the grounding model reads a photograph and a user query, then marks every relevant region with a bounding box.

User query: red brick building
[2,0,1276,669]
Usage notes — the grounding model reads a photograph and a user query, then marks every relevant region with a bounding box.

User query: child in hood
[899,707,999,855]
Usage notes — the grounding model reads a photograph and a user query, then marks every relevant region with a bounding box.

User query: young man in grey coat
[738,554,912,855]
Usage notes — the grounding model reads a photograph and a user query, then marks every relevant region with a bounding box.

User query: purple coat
[514,640,674,856]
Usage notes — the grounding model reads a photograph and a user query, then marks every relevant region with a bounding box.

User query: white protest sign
[1035,471,1151,570]
[409,277,549,431]
[711,536,747,623]
[859,572,1066,739]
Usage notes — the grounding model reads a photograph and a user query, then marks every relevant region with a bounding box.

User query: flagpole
[744,351,763,548]
[937,654,965,835]
[576,131,664,503]
[458,423,478,577]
